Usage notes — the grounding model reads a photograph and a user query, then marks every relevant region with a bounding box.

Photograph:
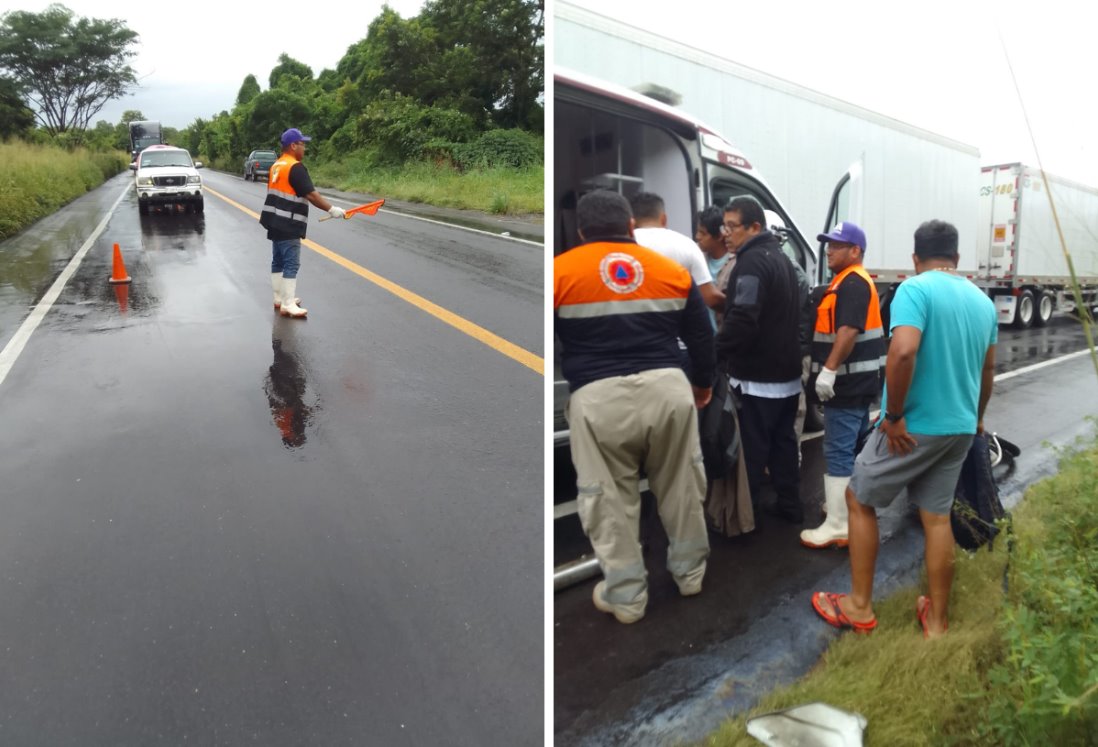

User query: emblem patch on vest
[600,253,644,294]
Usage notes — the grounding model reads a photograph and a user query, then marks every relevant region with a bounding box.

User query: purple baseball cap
[817,221,867,251]
[280,128,312,147]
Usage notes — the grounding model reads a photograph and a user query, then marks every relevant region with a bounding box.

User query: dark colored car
[244,150,278,182]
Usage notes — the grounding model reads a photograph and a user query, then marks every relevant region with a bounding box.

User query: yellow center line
[205,186,544,374]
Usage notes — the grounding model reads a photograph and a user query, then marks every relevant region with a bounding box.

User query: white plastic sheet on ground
[746,702,867,746]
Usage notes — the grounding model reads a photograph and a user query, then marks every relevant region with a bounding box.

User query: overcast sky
[1,0,427,129]
[554,0,1098,186]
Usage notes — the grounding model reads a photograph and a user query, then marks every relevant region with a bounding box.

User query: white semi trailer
[976,163,1098,328]
[555,1,982,291]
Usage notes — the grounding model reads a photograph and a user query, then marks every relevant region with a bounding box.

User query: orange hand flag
[319,199,386,221]
[344,199,385,217]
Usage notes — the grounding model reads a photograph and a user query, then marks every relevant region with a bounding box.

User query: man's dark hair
[630,192,665,222]
[697,205,724,238]
[913,220,960,261]
[577,190,633,239]
[725,195,765,230]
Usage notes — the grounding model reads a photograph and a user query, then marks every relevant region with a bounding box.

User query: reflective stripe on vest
[813,326,885,344]
[260,154,309,237]
[556,297,688,319]
[810,356,887,375]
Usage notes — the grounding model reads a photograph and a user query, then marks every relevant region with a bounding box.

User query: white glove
[815,367,837,402]
[328,206,346,220]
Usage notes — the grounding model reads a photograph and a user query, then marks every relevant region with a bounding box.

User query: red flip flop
[811,591,877,634]
[917,595,948,639]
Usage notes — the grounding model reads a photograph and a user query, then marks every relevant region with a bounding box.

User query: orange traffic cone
[109,243,131,284]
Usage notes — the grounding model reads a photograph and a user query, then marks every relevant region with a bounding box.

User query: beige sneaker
[592,581,644,624]
[677,580,703,597]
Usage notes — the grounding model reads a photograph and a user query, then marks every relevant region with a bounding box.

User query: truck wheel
[1033,291,1053,327]
[194,198,204,214]
[139,202,149,216]
[243,171,250,181]
[1013,289,1034,329]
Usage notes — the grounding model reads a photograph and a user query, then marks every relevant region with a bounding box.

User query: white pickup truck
[130,145,205,215]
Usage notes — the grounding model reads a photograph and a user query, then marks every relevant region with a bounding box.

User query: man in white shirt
[631,192,723,312]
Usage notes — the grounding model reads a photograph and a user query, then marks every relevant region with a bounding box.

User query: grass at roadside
[309,158,543,216]
[703,439,1098,747]
[0,142,129,240]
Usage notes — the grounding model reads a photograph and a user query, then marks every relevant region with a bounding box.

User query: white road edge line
[992,347,1093,382]
[0,184,130,389]
[326,196,543,247]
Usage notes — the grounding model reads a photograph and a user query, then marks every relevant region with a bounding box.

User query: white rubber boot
[271,273,284,310]
[279,278,308,318]
[800,475,850,549]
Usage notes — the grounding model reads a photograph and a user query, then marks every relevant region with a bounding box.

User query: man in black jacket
[716,196,806,523]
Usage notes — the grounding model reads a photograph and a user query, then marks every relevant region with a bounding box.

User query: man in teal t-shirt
[811,219,997,640]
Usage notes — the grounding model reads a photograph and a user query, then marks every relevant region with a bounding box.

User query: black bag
[951,432,1010,550]
[699,374,739,481]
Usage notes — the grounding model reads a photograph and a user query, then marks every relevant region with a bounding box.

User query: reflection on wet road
[993,315,1093,373]
[264,324,318,449]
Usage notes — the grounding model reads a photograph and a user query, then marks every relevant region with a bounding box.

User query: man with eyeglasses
[716,196,806,524]
[801,222,885,549]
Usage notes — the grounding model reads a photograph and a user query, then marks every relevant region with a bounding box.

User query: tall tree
[244,88,313,150]
[269,54,312,90]
[236,74,261,107]
[422,0,543,130]
[0,4,139,134]
[0,77,34,138]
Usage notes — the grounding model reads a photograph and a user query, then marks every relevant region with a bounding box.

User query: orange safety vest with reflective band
[554,239,716,393]
[259,154,309,238]
[809,263,886,406]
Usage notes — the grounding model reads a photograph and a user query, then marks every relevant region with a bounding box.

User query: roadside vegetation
[310,156,543,215]
[703,435,1098,746]
[0,141,128,240]
[0,2,543,219]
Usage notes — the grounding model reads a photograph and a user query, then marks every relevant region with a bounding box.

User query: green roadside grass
[0,142,129,240]
[703,439,1098,747]
[309,158,543,217]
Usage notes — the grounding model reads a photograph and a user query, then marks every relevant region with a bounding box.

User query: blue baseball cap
[817,221,867,251]
[280,128,312,147]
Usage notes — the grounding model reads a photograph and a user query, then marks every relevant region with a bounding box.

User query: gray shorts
[849,430,974,515]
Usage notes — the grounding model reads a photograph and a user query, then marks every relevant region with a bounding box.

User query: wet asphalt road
[0,172,543,745]
[553,314,1098,745]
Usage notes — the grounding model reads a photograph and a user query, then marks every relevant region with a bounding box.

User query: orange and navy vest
[259,154,309,238]
[554,238,715,393]
[809,263,886,406]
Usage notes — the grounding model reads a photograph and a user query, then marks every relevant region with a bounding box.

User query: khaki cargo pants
[568,368,710,619]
